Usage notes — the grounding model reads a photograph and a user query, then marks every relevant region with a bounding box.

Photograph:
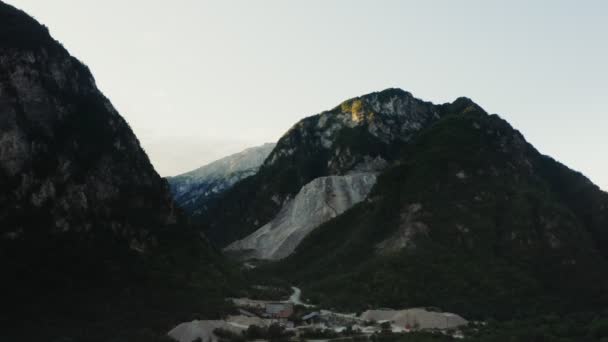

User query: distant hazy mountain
[167,142,275,213]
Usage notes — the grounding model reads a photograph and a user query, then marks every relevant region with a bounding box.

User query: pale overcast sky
[7,1,608,190]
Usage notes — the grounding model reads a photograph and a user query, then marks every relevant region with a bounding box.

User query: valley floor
[168,287,468,342]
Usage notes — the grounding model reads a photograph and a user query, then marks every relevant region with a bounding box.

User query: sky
[7,0,608,189]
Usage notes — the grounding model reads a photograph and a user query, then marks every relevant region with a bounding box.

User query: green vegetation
[2,228,244,341]
[261,109,608,320]
[300,328,341,339]
[240,284,292,301]
[214,324,295,342]
[457,312,608,341]
[0,3,245,340]
[369,332,453,342]
[200,90,436,247]
[214,328,247,342]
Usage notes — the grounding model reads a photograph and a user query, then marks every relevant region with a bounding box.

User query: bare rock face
[0,3,179,260]
[266,89,442,173]
[168,142,275,212]
[203,89,457,247]
[224,173,377,260]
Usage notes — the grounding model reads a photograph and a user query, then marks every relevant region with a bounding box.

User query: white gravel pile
[226,315,272,328]
[168,320,244,342]
[225,173,377,260]
[361,308,468,330]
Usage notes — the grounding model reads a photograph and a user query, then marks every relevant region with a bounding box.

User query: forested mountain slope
[264,105,608,319]
[201,89,476,247]
[0,2,239,340]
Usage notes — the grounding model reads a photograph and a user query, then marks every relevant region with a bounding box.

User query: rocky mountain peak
[338,88,417,118]
[1,4,239,339]
[263,88,466,178]
[0,1,181,264]
[201,90,487,247]
[172,142,275,182]
[168,142,276,211]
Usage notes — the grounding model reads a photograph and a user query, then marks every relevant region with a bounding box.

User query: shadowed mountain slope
[263,105,608,319]
[0,2,239,340]
[201,89,475,247]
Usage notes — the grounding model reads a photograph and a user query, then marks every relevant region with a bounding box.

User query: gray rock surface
[168,320,244,342]
[168,143,275,211]
[224,173,377,260]
[266,89,442,172]
[202,89,450,248]
[0,34,178,251]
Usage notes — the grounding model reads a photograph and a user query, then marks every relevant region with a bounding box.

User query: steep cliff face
[0,6,178,254]
[224,173,377,260]
[0,3,236,340]
[265,89,441,172]
[0,0,185,289]
[168,142,275,214]
[201,90,472,247]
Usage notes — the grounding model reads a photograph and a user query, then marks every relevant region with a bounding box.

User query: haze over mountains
[2,2,608,342]
[168,142,275,214]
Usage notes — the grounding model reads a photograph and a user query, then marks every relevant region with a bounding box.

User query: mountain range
[3,1,608,341]
[193,89,608,321]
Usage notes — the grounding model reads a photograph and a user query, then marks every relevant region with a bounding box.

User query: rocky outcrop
[0,34,177,247]
[269,107,608,317]
[0,4,240,340]
[0,1,183,279]
[224,173,377,260]
[266,89,442,172]
[202,89,460,247]
[168,142,275,213]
